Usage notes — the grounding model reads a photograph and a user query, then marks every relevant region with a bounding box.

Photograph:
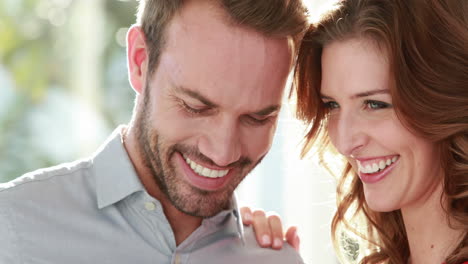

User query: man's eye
[323,101,339,109]
[246,116,271,126]
[181,101,205,114]
[364,100,392,110]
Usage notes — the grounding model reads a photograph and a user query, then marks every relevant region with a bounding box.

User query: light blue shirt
[0,127,303,264]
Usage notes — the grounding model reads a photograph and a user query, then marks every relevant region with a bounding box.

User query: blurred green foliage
[0,0,138,182]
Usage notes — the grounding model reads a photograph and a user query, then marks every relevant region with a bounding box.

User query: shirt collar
[92,126,244,240]
[201,193,245,243]
[93,126,144,209]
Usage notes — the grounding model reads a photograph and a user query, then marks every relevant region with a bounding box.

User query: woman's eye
[323,101,339,109]
[364,100,392,110]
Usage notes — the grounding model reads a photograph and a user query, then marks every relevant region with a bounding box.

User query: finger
[240,207,253,226]
[285,226,300,252]
[266,213,284,250]
[252,210,272,247]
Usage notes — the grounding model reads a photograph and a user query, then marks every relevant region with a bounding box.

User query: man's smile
[183,154,230,178]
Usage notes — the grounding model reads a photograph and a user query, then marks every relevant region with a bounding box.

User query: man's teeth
[359,156,398,174]
[184,156,229,178]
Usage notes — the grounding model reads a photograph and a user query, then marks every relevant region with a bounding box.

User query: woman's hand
[240,206,300,251]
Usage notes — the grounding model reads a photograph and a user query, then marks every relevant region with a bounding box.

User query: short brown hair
[136,0,309,75]
[294,0,468,263]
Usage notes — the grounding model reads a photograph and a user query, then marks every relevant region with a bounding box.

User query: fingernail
[262,235,271,245]
[244,212,252,222]
[273,238,282,248]
[294,233,300,251]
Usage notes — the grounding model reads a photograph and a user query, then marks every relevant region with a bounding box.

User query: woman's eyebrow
[320,89,390,100]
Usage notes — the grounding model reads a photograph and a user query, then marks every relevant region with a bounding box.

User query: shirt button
[144,202,156,211]
[174,254,180,264]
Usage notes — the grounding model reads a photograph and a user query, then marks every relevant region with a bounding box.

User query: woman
[242,0,468,263]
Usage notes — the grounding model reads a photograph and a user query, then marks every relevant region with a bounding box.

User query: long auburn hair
[293,0,468,263]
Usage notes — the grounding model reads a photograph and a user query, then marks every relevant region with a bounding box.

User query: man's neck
[123,124,203,246]
[402,183,464,264]
[162,202,203,245]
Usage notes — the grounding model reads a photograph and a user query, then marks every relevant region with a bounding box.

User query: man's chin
[170,192,232,218]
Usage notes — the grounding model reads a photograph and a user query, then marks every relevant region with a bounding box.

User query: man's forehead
[153,0,292,117]
[169,0,231,37]
[165,0,293,54]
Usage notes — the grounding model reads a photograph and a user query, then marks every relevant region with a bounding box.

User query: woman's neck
[402,183,464,264]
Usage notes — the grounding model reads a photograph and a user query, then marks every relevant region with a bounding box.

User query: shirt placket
[140,199,177,254]
[172,252,181,264]
[124,192,177,259]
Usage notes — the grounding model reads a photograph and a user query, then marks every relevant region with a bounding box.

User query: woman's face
[320,38,442,212]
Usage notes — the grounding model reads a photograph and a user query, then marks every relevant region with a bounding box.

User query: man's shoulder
[232,225,304,263]
[0,158,93,200]
[190,224,304,263]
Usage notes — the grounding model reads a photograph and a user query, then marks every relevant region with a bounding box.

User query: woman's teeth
[184,155,229,178]
[358,156,398,174]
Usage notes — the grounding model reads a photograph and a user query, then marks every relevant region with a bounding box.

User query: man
[0,0,308,263]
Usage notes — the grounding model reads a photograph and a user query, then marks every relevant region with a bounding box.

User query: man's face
[134,1,293,218]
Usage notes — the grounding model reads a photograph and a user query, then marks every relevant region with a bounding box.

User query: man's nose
[330,111,367,157]
[198,119,242,167]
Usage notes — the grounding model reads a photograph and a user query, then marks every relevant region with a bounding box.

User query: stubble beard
[134,84,260,218]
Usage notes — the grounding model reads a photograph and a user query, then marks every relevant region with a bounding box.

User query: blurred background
[0,0,339,263]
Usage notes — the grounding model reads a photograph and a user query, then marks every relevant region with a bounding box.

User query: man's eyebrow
[174,85,280,115]
[252,105,281,116]
[320,89,390,100]
[174,86,218,107]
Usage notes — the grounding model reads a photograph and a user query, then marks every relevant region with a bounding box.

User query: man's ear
[127,25,149,95]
